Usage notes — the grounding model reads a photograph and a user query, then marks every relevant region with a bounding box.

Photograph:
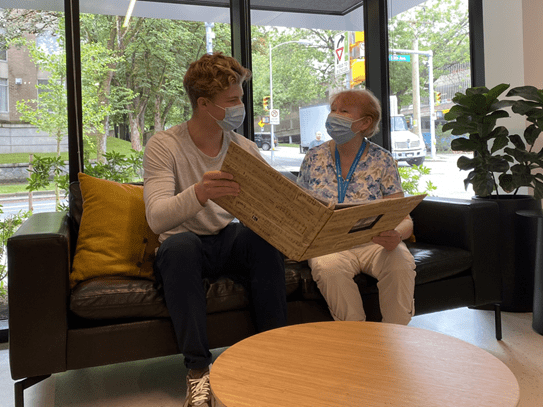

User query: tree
[251,27,337,118]
[388,0,470,109]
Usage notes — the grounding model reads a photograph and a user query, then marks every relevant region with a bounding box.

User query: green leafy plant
[443,83,543,198]
[398,164,437,196]
[0,206,31,300]
[503,86,543,198]
[26,149,144,212]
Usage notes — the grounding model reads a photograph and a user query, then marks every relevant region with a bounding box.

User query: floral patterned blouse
[297,140,403,204]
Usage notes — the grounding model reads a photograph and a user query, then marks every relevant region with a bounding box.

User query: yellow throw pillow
[70,173,160,288]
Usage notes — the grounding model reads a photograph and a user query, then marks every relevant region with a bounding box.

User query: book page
[300,194,425,260]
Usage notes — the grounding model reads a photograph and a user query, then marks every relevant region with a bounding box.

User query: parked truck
[299,104,331,153]
[389,96,426,166]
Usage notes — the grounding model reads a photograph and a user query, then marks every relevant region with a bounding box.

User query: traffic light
[263,96,270,111]
[435,91,442,105]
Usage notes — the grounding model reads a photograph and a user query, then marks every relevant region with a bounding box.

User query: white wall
[483,0,525,134]
[484,0,543,198]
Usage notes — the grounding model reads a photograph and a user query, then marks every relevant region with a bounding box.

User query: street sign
[389,54,411,62]
[334,33,349,75]
[270,109,280,125]
[258,119,265,128]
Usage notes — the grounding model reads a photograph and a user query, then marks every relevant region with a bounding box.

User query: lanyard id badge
[335,139,367,204]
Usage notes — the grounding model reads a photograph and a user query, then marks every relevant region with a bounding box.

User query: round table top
[210,321,519,407]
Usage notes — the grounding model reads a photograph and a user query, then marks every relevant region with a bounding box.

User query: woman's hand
[194,170,240,205]
[372,229,403,251]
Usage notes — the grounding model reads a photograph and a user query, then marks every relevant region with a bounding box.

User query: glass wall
[388,0,473,198]
[249,16,366,173]
[77,10,230,165]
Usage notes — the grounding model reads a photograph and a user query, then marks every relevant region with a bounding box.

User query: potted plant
[443,83,543,311]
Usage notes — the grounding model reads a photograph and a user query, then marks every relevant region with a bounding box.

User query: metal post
[390,48,436,159]
[205,22,215,54]
[269,42,275,165]
[427,52,436,159]
[28,154,33,212]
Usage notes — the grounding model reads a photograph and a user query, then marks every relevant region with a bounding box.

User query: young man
[143,52,288,407]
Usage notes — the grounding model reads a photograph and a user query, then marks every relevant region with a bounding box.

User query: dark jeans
[154,222,287,370]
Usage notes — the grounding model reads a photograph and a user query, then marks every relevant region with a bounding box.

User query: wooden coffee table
[210,321,519,407]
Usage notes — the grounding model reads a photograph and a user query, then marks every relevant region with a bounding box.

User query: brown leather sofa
[7,183,502,407]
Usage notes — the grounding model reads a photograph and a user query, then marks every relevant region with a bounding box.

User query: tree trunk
[97,122,108,162]
[128,112,142,151]
[154,95,163,133]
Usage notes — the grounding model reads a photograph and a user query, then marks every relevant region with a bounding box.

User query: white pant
[308,241,416,325]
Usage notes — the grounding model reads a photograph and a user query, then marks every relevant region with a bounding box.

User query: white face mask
[208,101,246,131]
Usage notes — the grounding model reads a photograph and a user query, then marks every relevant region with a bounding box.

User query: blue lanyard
[335,139,367,204]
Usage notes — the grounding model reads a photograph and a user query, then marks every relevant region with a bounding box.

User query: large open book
[213,142,426,261]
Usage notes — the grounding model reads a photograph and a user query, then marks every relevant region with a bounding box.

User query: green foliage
[26,150,144,209]
[389,0,470,107]
[505,85,543,199]
[444,83,543,198]
[398,164,437,196]
[251,26,336,118]
[0,206,31,300]
[84,150,144,184]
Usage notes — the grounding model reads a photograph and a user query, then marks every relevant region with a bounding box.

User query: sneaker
[183,365,216,407]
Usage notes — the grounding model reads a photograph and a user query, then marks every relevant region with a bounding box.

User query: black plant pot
[473,195,542,312]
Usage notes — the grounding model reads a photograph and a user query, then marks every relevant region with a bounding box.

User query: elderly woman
[297,89,416,325]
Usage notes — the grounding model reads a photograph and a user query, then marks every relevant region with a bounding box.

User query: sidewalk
[0,190,57,201]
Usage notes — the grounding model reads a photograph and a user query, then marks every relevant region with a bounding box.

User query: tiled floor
[0,308,542,406]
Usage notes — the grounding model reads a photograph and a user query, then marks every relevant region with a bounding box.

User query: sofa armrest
[410,196,501,306]
[7,211,71,380]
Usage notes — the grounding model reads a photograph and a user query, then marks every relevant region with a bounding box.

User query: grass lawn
[0,137,136,194]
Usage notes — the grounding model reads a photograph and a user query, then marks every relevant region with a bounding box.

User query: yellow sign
[258,120,265,128]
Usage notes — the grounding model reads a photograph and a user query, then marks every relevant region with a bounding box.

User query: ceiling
[138,0,364,16]
[7,0,425,31]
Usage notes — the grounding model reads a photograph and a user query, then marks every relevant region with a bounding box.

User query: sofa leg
[495,303,502,341]
[14,375,51,407]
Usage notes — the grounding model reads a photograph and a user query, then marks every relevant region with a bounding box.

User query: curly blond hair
[330,89,382,138]
[183,52,252,110]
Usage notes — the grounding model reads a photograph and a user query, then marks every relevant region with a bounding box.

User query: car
[254,132,278,151]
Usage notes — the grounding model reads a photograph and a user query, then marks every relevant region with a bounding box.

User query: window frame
[62,0,485,182]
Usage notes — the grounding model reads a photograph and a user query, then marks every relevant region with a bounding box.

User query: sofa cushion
[70,263,302,320]
[70,173,160,288]
[407,242,472,285]
[295,242,473,299]
[70,277,169,319]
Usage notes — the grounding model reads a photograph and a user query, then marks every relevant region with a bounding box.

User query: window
[388,0,473,198]
[249,5,366,172]
[78,9,231,157]
[0,78,7,112]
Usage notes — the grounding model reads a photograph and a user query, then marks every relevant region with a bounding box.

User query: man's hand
[372,229,403,251]
[194,171,240,205]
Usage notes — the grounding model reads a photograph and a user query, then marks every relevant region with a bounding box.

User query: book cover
[213,142,425,261]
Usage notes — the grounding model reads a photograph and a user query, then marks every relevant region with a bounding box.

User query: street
[0,192,64,220]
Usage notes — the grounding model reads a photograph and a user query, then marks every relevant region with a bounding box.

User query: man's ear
[197,97,209,110]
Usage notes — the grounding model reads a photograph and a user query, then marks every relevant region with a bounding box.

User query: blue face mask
[325,113,364,145]
[208,102,246,131]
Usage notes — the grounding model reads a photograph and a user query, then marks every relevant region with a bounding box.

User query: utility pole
[390,46,436,159]
[411,37,422,138]
[205,22,215,54]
